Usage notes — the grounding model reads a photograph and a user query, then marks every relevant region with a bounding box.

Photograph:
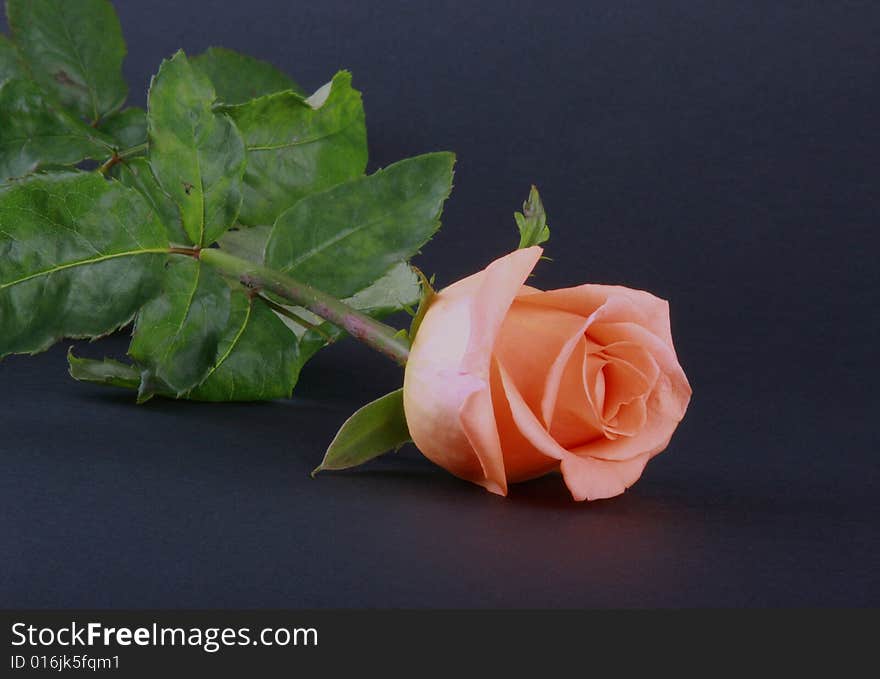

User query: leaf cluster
[0,0,455,402]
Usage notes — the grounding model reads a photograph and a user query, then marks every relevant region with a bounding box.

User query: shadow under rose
[312,450,696,514]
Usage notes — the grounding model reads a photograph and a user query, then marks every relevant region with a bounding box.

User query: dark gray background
[2,1,878,607]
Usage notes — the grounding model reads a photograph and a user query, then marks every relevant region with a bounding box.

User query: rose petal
[459,384,507,495]
[489,359,560,483]
[584,350,607,424]
[403,247,543,493]
[600,356,651,420]
[403,290,489,486]
[547,338,605,448]
[572,321,690,462]
[589,322,690,421]
[559,452,651,502]
[495,362,650,501]
[600,341,661,390]
[456,247,546,493]
[495,362,568,463]
[517,284,675,345]
[460,247,544,378]
[493,301,588,423]
[515,291,645,428]
[570,373,688,462]
[603,394,648,438]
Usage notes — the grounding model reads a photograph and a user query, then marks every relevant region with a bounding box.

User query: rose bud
[403,247,691,501]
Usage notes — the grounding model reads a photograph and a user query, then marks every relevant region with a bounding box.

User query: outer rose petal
[559,453,651,502]
[459,247,545,378]
[403,247,543,495]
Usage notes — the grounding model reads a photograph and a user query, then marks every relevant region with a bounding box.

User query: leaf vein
[198,296,252,385]
[0,248,167,290]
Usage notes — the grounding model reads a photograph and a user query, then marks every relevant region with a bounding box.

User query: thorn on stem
[168,246,200,258]
[98,152,121,175]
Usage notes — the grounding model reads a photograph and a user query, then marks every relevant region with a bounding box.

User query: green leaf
[187,290,302,401]
[224,71,367,227]
[98,107,147,149]
[115,157,187,243]
[71,286,303,403]
[191,46,302,104]
[515,184,550,249]
[0,78,112,180]
[345,262,421,317]
[7,0,127,121]
[217,224,272,264]
[0,171,168,358]
[67,349,141,390]
[266,152,455,298]
[128,257,232,397]
[0,34,24,84]
[147,50,246,246]
[313,389,410,474]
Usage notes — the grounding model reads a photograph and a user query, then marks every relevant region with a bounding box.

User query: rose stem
[197,248,411,365]
[256,294,336,343]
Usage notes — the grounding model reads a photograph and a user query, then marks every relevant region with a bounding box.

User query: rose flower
[403,247,691,501]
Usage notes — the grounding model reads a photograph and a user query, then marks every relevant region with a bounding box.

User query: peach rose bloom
[403,247,691,501]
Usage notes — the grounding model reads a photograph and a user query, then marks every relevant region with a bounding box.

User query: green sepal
[313,389,411,475]
[407,267,436,341]
[515,184,550,249]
